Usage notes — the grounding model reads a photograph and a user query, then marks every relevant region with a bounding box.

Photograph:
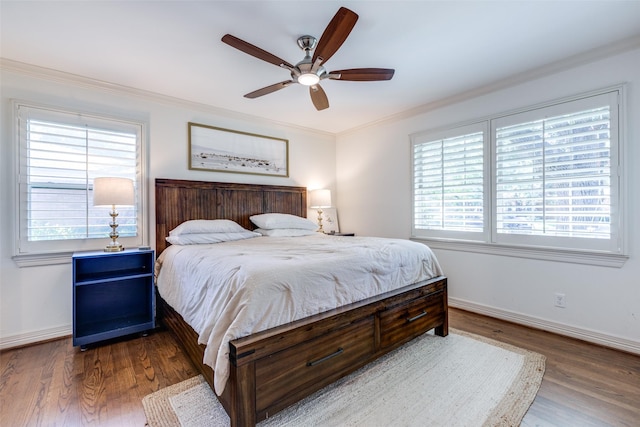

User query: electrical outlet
[554,293,566,308]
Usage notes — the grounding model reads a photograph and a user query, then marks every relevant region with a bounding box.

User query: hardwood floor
[0,330,196,426]
[1,308,638,426]
[450,309,640,427]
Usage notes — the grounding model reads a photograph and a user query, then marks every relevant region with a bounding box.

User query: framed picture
[188,122,289,177]
[308,207,340,233]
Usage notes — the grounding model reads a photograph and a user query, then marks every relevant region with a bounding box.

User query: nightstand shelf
[75,314,153,340]
[73,249,155,349]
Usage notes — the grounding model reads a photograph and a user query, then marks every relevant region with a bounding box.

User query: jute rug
[143,329,545,427]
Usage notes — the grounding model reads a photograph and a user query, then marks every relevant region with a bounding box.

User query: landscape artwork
[188,122,289,177]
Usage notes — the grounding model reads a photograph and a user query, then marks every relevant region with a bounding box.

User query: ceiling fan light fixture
[298,73,320,86]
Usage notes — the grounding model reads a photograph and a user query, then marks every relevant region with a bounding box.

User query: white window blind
[412,123,486,239]
[496,107,611,237]
[16,103,144,255]
[492,91,619,253]
[411,87,624,262]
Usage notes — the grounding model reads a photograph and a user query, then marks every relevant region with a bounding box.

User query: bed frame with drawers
[155,178,448,427]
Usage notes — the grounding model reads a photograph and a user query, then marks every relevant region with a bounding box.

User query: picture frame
[308,207,340,233]
[188,122,289,177]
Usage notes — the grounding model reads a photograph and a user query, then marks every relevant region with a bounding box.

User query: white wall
[336,47,640,353]
[3,47,639,354]
[0,63,336,348]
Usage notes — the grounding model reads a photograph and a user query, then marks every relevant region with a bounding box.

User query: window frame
[411,121,490,242]
[490,91,620,253]
[410,85,628,267]
[12,100,149,266]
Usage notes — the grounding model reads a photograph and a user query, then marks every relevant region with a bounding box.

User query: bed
[154,178,448,427]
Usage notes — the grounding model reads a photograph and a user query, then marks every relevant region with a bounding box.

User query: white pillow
[169,219,246,236]
[254,228,317,237]
[250,213,318,231]
[166,230,260,245]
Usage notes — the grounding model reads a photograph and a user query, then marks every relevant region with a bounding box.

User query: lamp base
[104,207,124,252]
[316,208,324,233]
[104,242,124,252]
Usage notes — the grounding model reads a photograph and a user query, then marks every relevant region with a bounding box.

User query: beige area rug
[143,329,545,427]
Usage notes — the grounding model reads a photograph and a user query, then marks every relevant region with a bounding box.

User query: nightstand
[72,248,155,349]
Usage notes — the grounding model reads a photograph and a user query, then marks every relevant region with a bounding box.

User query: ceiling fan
[221,7,395,111]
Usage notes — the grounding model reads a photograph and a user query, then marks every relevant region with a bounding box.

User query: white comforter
[155,234,443,395]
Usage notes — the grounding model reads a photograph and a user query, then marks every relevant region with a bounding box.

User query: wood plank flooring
[0,330,196,426]
[1,308,638,426]
[450,309,640,427]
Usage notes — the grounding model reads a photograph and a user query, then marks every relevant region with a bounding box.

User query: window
[411,87,626,265]
[412,122,488,242]
[15,103,146,258]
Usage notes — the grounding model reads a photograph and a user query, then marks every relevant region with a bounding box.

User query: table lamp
[309,189,332,233]
[93,177,134,252]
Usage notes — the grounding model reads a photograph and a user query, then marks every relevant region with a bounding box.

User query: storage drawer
[379,291,445,348]
[255,316,375,415]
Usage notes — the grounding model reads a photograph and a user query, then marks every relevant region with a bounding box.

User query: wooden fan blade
[310,85,329,110]
[312,7,358,65]
[222,34,294,69]
[330,68,395,81]
[244,80,294,99]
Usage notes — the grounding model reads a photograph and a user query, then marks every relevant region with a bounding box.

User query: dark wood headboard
[155,178,307,255]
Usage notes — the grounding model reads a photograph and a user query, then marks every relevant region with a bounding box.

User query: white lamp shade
[93,177,135,206]
[309,189,332,208]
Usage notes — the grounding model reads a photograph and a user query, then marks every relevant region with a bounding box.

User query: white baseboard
[3,302,639,356]
[449,297,640,355]
[0,324,71,350]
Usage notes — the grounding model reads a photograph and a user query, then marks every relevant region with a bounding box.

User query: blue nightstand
[72,249,155,349]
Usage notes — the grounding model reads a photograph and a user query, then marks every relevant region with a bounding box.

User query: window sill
[13,252,74,268]
[411,238,628,268]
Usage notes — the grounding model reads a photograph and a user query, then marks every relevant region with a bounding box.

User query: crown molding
[0,58,334,138]
[3,33,639,138]
[338,35,640,136]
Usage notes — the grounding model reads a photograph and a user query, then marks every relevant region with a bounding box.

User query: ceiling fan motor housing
[292,35,326,85]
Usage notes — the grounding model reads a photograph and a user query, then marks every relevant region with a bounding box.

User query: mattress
[155,234,443,394]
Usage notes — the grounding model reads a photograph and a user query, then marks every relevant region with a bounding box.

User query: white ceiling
[2,1,640,134]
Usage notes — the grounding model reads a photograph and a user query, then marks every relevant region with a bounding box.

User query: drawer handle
[406,310,428,323]
[307,347,344,367]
